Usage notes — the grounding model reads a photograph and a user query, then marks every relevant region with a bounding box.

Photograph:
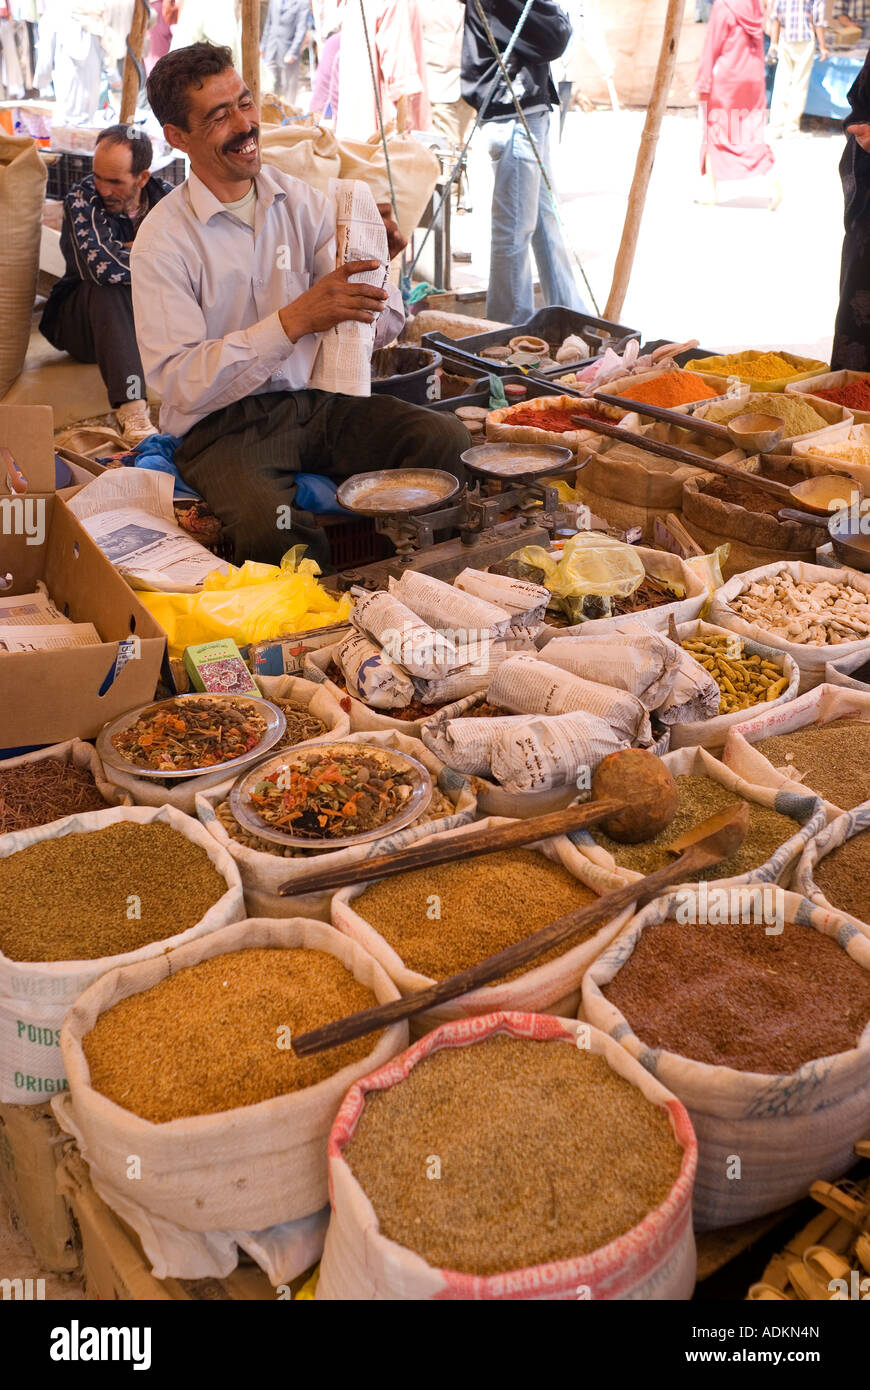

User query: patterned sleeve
[64,180,131,286]
[814,0,827,24]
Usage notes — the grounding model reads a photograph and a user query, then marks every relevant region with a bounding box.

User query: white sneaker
[116,400,158,446]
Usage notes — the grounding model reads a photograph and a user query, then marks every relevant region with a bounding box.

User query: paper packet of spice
[389,570,513,639]
[337,629,414,709]
[488,654,652,746]
[412,635,535,704]
[543,632,685,710]
[453,567,550,633]
[351,589,459,680]
[422,711,531,777]
[182,639,260,695]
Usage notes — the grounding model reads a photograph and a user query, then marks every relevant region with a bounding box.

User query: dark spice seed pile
[0,822,226,962]
[603,917,870,1072]
[751,718,870,809]
[355,849,599,982]
[271,702,328,751]
[0,757,108,834]
[813,831,870,925]
[83,947,383,1122]
[343,1034,683,1275]
[589,774,800,878]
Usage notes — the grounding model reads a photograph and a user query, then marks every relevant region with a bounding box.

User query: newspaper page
[336,629,414,709]
[488,655,652,746]
[421,711,529,777]
[351,588,458,680]
[66,469,229,592]
[390,570,513,639]
[453,568,550,631]
[543,633,684,711]
[0,623,101,653]
[0,587,68,626]
[412,634,536,704]
[307,178,389,397]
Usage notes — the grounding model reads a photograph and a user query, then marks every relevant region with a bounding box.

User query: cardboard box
[0,406,166,748]
[0,1102,79,1272]
[57,1150,291,1301]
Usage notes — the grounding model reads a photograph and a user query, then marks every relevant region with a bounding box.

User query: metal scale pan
[336,469,461,517]
[460,442,574,484]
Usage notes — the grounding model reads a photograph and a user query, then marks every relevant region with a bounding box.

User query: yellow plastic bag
[509,533,649,625]
[138,550,352,658]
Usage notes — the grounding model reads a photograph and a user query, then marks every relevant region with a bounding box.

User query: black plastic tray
[422,306,640,379]
[426,372,587,414]
[638,340,720,368]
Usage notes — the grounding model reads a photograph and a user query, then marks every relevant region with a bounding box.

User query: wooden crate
[0,1101,78,1272]
[56,1149,313,1301]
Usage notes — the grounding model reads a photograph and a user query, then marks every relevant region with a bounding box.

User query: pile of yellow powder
[702,393,828,439]
[809,440,870,468]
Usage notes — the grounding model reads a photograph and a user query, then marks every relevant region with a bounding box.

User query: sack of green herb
[195,728,477,921]
[793,803,870,936]
[332,836,636,1036]
[53,916,407,1283]
[572,744,824,891]
[316,1012,698,1300]
[101,677,349,815]
[722,682,870,821]
[0,805,244,1105]
[583,888,870,1229]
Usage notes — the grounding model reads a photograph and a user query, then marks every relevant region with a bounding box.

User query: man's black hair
[95,124,153,176]
[147,42,235,129]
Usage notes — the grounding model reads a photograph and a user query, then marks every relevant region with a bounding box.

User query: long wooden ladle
[290,801,750,1056]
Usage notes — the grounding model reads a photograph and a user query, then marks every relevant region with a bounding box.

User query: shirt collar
[186,163,287,223]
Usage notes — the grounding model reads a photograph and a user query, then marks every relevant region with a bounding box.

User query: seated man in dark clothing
[40,125,171,444]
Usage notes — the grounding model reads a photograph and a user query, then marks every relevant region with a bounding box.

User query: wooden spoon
[278,748,677,898]
[290,801,750,1056]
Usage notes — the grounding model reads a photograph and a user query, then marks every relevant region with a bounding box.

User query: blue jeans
[484,110,586,324]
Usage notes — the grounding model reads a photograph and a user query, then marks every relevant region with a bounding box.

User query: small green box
[182,640,261,695]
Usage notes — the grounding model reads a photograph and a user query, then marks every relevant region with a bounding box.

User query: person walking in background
[767,0,827,140]
[462,0,585,324]
[146,1,178,74]
[261,0,310,105]
[831,51,870,369]
[422,1,475,152]
[695,0,778,209]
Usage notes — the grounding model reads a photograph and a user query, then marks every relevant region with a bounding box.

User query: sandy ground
[446,106,846,360]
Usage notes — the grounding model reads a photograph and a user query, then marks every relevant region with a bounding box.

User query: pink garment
[335,0,430,139]
[696,0,774,181]
[310,27,341,115]
[146,0,174,74]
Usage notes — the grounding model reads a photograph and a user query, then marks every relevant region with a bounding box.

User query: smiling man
[132,42,470,570]
[40,125,169,444]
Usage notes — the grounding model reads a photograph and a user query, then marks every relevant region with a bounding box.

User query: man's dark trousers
[174,390,472,570]
[43,281,147,410]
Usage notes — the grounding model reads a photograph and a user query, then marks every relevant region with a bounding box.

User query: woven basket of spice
[583,889,870,1229]
[0,738,130,835]
[331,835,637,1035]
[195,728,477,921]
[53,916,408,1282]
[572,744,824,891]
[316,1011,698,1300]
[792,804,870,938]
[0,804,244,1105]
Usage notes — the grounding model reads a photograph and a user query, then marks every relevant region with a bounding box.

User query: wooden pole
[120,0,149,125]
[604,0,686,321]
[241,0,261,108]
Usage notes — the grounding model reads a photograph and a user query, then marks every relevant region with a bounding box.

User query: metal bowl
[460,442,573,480]
[229,741,433,849]
[336,469,460,516]
[96,694,286,780]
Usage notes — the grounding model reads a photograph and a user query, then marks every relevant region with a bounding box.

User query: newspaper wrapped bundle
[488,654,652,746]
[542,632,685,711]
[412,635,536,704]
[336,630,415,710]
[308,179,388,398]
[351,589,458,680]
[422,707,629,792]
[389,570,513,639]
[452,568,550,634]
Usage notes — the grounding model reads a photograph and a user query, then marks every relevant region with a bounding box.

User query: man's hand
[848,122,870,153]
[279,260,388,342]
[819,44,829,60]
[284,52,297,64]
[376,201,407,260]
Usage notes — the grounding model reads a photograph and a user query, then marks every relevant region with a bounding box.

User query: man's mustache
[223,126,260,154]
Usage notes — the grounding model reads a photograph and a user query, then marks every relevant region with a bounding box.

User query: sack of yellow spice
[138,549,352,660]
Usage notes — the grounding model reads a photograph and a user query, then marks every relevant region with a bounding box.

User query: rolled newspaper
[491,712,631,794]
[351,589,458,680]
[336,629,414,709]
[453,567,550,631]
[421,712,529,777]
[543,632,685,711]
[488,654,652,746]
[390,570,513,639]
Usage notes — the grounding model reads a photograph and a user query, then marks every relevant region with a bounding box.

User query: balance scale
[325,442,577,592]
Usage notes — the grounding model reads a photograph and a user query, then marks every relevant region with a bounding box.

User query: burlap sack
[0,134,47,396]
[258,119,341,196]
